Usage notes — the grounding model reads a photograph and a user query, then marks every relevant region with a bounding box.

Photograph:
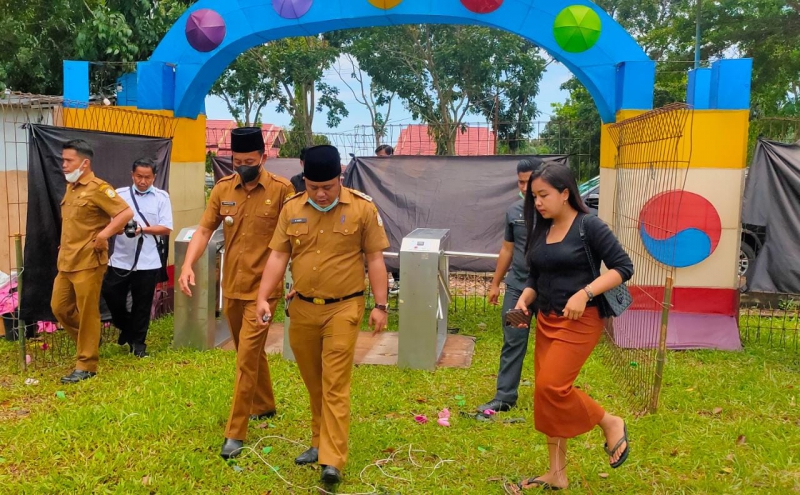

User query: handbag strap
[578,214,601,279]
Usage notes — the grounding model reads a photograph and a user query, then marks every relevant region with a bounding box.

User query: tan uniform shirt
[269,187,390,300]
[58,171,130,273]
[200,170,294,300]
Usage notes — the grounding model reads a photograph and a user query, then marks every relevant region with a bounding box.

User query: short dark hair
[375,144,394,156]
[63,139,94,160]
[300,147,308,162]
[517,157,543,175]
[132,157,158,175]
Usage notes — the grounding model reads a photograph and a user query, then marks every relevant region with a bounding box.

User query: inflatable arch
[132,0,656,122]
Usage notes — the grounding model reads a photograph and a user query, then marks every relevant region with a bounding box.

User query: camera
[124,220,139,238]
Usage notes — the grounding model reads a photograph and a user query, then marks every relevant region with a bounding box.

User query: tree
[210,46,277,127]
[333,54,395,150]
[249,36,347,148]
[279,122,331,158]
[0,0,191,95]
[338,25,546,155]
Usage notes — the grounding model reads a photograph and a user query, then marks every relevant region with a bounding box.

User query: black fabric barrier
[20,124,172,322]
[343,155,568,272]
[742,139,800,293]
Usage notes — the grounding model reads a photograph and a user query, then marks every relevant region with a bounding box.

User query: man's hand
[285,289,296,301]
[368,308,388,336]
[93,235,109,253]
[256,299,273,329]
[178,266,195,297]
[488,284,501,306]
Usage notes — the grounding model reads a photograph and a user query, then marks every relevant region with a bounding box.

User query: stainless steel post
[397,228,451,370]
[173,226,226,350]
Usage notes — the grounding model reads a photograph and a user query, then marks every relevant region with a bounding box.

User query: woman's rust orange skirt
[533,307,605,438]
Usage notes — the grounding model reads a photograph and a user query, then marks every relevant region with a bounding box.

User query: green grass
[1,302,799,494]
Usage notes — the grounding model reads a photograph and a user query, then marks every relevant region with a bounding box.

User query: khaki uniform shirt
[200,170,294,300]
[58,171,130,273]
[269,187,390,300]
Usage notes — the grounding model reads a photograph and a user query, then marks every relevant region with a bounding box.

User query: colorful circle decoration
[368,0,403,8]
[639,191,722,268]
[460,0,504,14]
[553,5,602,53]
[272,0,313,19]
[185,9,226,53]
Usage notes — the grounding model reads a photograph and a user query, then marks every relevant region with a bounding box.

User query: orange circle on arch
[368,0,403,9]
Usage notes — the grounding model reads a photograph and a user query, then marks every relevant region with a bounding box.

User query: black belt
[296,291,364,305]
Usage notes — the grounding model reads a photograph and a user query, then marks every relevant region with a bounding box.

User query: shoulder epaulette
[284,191,305,204]
[349,189,373,202]
[218,174,235,183]
[271,174,293,188]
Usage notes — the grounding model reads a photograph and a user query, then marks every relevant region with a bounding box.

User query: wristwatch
[375,303,388,312]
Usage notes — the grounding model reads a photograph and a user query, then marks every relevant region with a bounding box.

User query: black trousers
[101,267,159,349]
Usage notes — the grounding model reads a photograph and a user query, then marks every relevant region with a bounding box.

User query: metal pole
[650,276,674,413]
[14,234,26,371]
[694,0,703,69]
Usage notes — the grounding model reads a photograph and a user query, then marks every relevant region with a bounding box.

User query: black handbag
[578,215,632,317]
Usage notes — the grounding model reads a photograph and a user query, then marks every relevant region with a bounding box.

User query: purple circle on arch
[185,9,226,52]
[272,0,314,19]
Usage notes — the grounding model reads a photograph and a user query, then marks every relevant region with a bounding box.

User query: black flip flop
[604,423,630,468]
[518,477,562,491]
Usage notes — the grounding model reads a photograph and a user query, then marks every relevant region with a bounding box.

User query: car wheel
[739,242,757,278]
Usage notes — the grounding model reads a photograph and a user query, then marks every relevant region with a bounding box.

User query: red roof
[393,124,496,156]
[206,120,286,158]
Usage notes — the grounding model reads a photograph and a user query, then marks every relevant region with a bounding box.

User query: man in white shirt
[101,158,173,357]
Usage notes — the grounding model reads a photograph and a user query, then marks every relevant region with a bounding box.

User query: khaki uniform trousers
[50,266,107,373]
[224,297,279,440]
[289,296,365,471]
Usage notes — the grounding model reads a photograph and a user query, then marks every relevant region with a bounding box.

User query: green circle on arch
[553,5,602,53]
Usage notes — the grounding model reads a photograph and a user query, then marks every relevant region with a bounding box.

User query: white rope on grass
[239,435,454,495]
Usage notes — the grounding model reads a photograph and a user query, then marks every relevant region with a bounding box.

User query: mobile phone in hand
[505,309,532,328]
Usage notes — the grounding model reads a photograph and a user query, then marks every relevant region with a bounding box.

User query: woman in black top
[509,164,634,492]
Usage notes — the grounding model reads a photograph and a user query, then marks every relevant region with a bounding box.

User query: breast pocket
[69,200,95,221]
[254,205,279,236]
[333,221,360,252]
[219,203,240,234]
[512,219,526,238]
[138,206,158,226]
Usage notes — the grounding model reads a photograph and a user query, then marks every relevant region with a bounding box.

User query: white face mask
[65,160,87,183]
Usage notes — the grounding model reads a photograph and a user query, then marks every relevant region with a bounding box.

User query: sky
[204,55,574,158]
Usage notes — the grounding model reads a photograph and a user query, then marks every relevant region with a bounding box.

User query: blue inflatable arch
[138,0,656,123]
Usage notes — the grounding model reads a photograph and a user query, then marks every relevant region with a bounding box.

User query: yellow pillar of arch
[598,108,750,349]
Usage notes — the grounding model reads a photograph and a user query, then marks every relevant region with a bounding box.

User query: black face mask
[237,164,261,183]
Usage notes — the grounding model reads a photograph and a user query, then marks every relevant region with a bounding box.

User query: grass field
[1,301,798,494]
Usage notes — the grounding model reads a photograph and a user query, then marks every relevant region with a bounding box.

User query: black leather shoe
[132,345,148,358]
[294,447,318,465]
[249,410,276,421]
[320,465,342,485]
[220,438,244,459]
[60,370,97,384]
[476,399,515,413]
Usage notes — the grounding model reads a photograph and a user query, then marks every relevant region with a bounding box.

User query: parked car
[578,175,600,215]
[577,176,760,278]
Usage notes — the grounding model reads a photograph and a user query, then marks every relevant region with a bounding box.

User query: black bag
[129,189,170,283]
[578,215,632,317]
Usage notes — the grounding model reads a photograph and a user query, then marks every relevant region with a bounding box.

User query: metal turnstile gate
[173,226,227,350]
[397,228,451,370]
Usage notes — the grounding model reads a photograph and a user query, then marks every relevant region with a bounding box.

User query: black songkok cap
[230,127,265,153]
[303,145,342,182]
